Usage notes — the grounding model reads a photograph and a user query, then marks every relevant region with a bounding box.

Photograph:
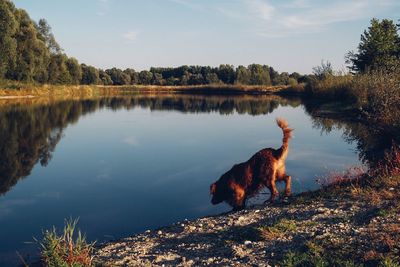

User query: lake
[0,94,369,265]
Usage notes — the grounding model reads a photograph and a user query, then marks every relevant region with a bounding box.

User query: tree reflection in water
[0,94,397,196]
[303,101,400,170]
[0,94,299,195]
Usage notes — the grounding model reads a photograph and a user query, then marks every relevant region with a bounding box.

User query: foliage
[312,60,333,79]
[38,218,95,267]
[352,67,400,128]
[346,18,400,73]
[81,64,99,85]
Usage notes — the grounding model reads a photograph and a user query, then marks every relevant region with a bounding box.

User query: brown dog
[210,118,293,210]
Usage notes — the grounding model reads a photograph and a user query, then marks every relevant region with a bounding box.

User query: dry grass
[305,74,354,100]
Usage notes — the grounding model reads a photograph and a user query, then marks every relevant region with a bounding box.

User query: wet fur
[210,118,293,210]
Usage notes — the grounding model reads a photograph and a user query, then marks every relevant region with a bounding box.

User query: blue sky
[13,0,400,74]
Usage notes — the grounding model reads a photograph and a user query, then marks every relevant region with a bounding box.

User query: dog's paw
[282,196,290,204]
[263,200,275,206]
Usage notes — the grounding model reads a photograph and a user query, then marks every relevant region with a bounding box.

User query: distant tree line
[0,0,306,86]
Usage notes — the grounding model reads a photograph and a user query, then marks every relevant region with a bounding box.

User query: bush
[38,218,95,267]
[305,74,354,100]
[353,67,400,127]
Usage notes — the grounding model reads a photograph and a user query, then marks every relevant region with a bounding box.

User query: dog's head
[210,182,226,205]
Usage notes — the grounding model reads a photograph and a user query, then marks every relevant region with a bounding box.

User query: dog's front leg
[284,175,292,197]
[232,187,246,211]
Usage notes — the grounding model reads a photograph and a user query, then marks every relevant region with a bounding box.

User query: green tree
[106,68,131,85]
[205,72,220,84]
[12,9,49,82]
[312,60,333,79]
[99,69,113,85]
[152,73,165,85]
[0,0,18,80]
[138,70,153,85]
[248,64,271,85]
[217,64,235,84]
[124,68,138,85]
[36,18,61,54]
[48,54,71,84]
[81,64,99,85]
[66,57,82,84]
[346,18,400,73]
[235,65,250,85]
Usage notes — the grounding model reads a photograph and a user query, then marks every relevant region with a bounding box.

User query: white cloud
[217,0,399,37]
[122,31,140,43]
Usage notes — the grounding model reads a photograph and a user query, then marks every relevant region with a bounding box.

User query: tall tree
[81,64,99,85]
[36,18,61,54]
[138,70,153,85]
[217,64,235,84]
[346,18,400,73]
[0,0,18,79]
[48,54,71,84]
[66,57,82,84]
[99,69,113,85]
[106,68,131,85]
[12,9,49,82]
[236,65,250,85]
[248,64,271,85]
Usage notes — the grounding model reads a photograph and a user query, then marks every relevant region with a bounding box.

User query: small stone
[244,240,252,245]
[157,230,162,235]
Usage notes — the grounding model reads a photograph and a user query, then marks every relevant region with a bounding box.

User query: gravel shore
[94,177,400,267]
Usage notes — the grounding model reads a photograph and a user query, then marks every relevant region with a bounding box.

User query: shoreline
[0,84,302,98]
[94,175,400,266]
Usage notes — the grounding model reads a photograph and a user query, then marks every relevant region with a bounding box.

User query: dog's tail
[276,118,293,153]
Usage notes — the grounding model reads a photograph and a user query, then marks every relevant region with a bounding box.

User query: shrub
[38,218,95,267]
[305,74,354,101]
[353,67,400,127]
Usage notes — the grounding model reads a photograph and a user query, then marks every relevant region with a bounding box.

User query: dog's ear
[210,183,217,195]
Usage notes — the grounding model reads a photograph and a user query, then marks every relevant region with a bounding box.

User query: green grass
[37,218,95,267]
[257,218,297,240]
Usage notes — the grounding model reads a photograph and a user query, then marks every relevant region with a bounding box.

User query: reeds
[38,218,95,267]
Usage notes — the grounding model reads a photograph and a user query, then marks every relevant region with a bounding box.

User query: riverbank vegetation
[38,218,95,267]
[305,18,400,131]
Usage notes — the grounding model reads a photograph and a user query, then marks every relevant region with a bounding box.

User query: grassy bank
[0,80,295,98]
[305,68,400,128]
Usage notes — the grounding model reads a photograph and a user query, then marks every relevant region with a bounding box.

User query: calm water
[0,94,369,265]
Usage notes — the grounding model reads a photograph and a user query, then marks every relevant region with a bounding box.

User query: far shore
[0,83,304,99]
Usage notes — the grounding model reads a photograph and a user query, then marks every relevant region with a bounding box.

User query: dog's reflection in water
[210,118,293,211]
